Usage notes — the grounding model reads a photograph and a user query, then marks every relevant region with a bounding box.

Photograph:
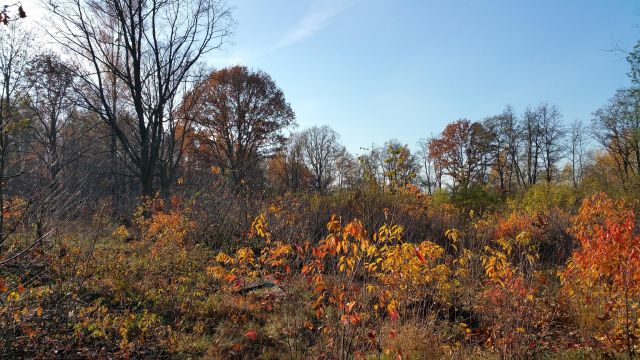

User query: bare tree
[522,107,542,186]
[335,150,358,189]
[45,0,233,197]
[480,105,524,193]
[23,53,86,237]
[501,105,524,190]
[300,125,345,193]
[267,132,310,193]
[24,54,78,184]
[568,120,587,187]
[0,23,32,242]
[591,88,640,183]
[0,3,26,25]
[417,137,436,194]
[483,115,508,192]
[158,67,211,197]
[537,103,565,183]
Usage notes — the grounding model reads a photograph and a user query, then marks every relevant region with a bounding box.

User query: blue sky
[205,0,640,154]
[22,0,640,153]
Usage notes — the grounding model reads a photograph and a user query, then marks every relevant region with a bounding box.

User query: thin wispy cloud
[275,0,352,50]
[205,0,355,67]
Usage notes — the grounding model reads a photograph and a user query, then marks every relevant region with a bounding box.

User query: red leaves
[561,193,640,351]
[388,308,400,322]
[244,330,257,341]
[568,193,640,289]
[413,246,426,264]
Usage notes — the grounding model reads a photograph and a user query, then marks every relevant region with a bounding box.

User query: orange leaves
[212,211,457,357]
[566,193,640,288]
[300,264,310,275]
[560,193,640,352]
[346,300,356,312]
[344,219,366,240]
[134,196,195,247]
[340,313,362,325]
[493,212,542,247]
[327,214,341,232]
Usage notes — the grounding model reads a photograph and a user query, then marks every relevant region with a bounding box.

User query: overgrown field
[1,185,639,359]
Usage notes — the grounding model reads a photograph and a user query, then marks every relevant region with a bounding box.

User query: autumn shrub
[0,198,228,358]
[560,193,640,358]
[515,183,578,215]
[188,179,260,250]
[473,208,581,359]
[207,209,467,359]
[451,184,501,214]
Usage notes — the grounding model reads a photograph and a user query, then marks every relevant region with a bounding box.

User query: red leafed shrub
[560,193,640,357]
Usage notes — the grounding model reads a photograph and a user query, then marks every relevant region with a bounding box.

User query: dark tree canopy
[189,65,295,187]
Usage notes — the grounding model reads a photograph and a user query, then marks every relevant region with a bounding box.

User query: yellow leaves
[112,225,130,241]
[7,291,20,302]
[338,255,357,274]
[215,252,235,265]
[495,238,513,256]
[251,213,271,241]
[235,247,255,265]
[515,230,531,245]
[366,245,377,257]
[377,224,404,244]
[207,265,227,279]
[445,228,460,242]
[481,247,514,287]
